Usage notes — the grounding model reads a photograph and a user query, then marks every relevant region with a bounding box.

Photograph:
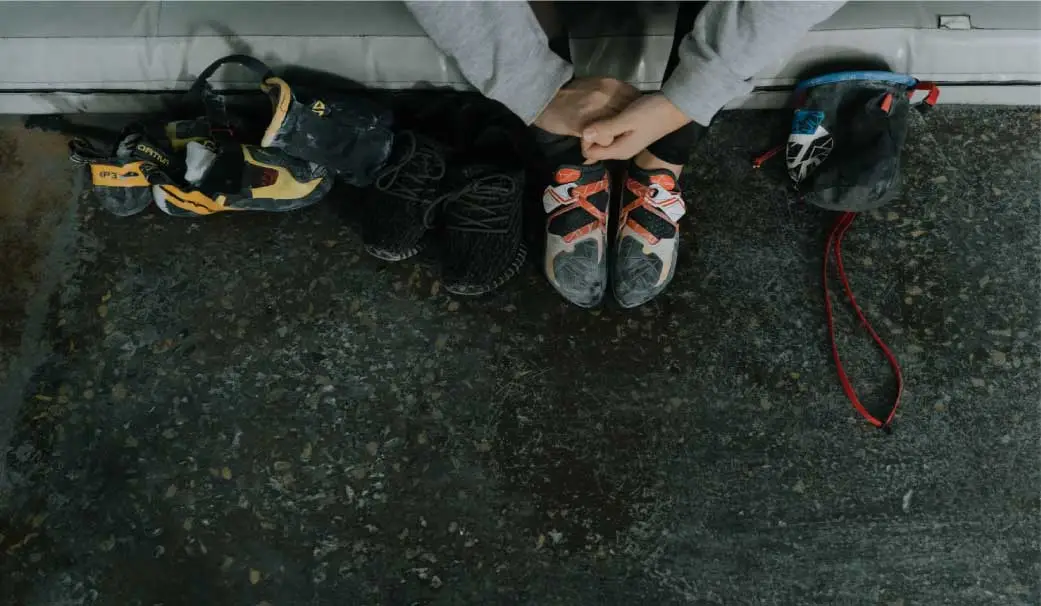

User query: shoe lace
[434,173,519,234]
[375,131,446,202]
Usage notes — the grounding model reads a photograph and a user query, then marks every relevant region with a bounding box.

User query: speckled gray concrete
[0,107,1038,606]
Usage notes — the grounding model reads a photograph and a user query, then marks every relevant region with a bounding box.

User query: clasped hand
[533,77,692,163]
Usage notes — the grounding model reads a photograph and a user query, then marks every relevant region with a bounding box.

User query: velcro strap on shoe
[542,182,574,213]
[542,177,609,214]
[647,183,686,223]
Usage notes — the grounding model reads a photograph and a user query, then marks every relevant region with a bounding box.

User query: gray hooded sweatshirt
[404,1,844,127]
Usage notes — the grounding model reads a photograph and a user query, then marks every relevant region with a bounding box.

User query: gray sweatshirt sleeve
[661,1,845,126]
[404,1,573,125]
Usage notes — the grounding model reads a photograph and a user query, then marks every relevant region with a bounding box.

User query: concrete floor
[0,107,1038,606]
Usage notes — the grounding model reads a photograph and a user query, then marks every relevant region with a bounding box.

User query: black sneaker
[362,130,446,261]
[439,165,527,296]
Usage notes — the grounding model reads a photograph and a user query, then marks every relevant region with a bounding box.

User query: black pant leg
[533,8,585,166]
[646,1,706,166]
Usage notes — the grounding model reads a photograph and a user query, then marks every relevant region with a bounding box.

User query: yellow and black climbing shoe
[117,129,184,176]
[151,144,331,217]
[260,76,393,186]
[70,137,155,217]
[192,55,394,186]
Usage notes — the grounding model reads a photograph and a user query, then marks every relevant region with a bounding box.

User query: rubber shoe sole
[550,238,607,308]
[365,242,423,263]
[445,242,528,296]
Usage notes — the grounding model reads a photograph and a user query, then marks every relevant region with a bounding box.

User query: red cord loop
[824,212,904,430]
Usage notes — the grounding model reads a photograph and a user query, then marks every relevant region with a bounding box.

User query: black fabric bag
[754,70,941,431]
[784,71,938,211]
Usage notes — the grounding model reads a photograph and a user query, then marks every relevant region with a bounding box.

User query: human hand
[533,77,640,138]
[580,93,692,162]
